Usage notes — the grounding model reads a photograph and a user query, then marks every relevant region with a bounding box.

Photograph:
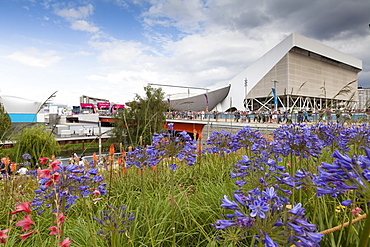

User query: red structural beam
[165,121,205,139]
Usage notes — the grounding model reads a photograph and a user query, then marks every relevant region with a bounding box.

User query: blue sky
[1,0,370,106]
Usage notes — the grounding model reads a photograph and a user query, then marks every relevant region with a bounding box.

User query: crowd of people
[166,108,365,124]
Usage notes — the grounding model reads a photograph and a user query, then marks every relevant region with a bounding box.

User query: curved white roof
[0,95,44,114]
[220,33,362,110]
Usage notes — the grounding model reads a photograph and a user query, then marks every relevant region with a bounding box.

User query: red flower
[0,229,9,242]
[45,180,54,187]
[55,213,66,224]
[19,230,37,241]
[50,161,61,171]
[52,172,60,182]
[60,237,72,247]
[39,157,49,165]
[48,225,62,236]
[93,190,100,197]
[10,202,31,215]
[92,198,102,204]
[38,169,51,179]
[16,215,35,231]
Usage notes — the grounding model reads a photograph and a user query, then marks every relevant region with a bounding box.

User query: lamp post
[244,78,248,111]
[272,80,278,111]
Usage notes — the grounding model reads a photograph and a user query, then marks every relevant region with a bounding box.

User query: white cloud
[54,4,94,20]
[70,20,99,33]
[142,0,207,32]
[89,40,149,66]
[3,48,63,68]
[73,51,93,56]
[54,4,99,33]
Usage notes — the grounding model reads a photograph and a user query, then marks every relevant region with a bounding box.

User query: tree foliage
[112,85,167,147]
[0,102,12,140]
[12,124,60,166]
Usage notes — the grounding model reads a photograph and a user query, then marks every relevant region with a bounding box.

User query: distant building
[165,33,362,112]
[218,33,362,111]
[357,87,370,109]
[0,95,45,123]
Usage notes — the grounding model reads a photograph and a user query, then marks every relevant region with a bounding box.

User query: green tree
[0,102,12,140]
[12,124,60,166]
[112,85,167,147]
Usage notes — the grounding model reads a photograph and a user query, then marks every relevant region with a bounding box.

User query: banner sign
[112,104,125,109]
[271,88,278,105]
[97,102,110,108]
[80,103,95,108]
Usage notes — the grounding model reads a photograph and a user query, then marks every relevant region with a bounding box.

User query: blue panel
[9,114,37,123]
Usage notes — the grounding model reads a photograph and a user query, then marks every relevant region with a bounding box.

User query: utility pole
[244,78,248,111]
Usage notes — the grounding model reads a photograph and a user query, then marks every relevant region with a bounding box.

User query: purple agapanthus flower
[31,161,107,213]
[249,197,269,218]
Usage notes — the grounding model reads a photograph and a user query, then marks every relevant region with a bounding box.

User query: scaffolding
[245,94,357,112]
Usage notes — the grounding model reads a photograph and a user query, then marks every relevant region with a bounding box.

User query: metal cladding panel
[292,33,362,70]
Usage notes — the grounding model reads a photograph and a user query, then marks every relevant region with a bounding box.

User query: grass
[1,123,370,246]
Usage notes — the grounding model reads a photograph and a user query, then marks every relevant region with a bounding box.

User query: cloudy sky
[1,0,369,106]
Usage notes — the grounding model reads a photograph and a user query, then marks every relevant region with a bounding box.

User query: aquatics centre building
[169,33,363,112]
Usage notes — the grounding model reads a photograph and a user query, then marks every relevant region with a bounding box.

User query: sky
[1,0,370,107]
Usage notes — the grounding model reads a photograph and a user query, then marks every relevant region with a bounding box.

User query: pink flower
[39,157,49,165]
[10,202,31,215]
[48,225,62,236]
[50,161,61,171]
[45,180,54,187]
[0,229,9,242]
[93,190,100,197]
[351,207,363,217]
[60,237,72,247]
[92,198,102,204]
[52,172,60,182]
[16,215,35,231]
[19,230,37,241]
[55,213,66,224]
[38,169,51,179]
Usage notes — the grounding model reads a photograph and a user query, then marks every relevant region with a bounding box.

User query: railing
[165,111,370,125]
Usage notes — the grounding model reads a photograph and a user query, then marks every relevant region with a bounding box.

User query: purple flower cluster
[272,123,323,159]
[315,148,370,202]
[341,123,370,151]
[125,147,161,169]
[230,126,266,153]
[94,205,135,238]
[149,124,197,166]
[21,153,32,166]
[214,188,323,246]
[205,130,234,155]
[31,162,106,214]
[310,122,348,152]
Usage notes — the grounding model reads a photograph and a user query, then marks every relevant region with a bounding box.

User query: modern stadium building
[170,33,363,112]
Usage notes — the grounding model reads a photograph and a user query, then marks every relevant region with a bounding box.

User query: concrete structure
[218,33,362,111]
